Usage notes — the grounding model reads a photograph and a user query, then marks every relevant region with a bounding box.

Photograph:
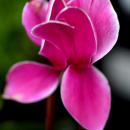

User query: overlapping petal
[39,41,67,70]
[49,0,66,19]
[33,7,97,65]
[68,0,119,62]
[3,61,60,103]
[22,0,48,45]
[22,0,66,45]
[32,20,75,61]
[61,65,111,130]
[56,7,97,65]
[40,0,67,69]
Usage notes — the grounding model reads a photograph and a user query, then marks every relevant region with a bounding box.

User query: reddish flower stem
[45,93,84,130]
[45,93,56,130]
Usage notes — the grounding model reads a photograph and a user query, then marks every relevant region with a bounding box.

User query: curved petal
[32,20,75,62]
[56,7,97,65]
[39,0,67,70]
[22,0,66,45]
[39,41,67,70]
[22,0,48,45]
[3,61,60,104]
[33,8,97,66]
[61,65,111,130]
[68,0,120,62]
[49,0,66,20]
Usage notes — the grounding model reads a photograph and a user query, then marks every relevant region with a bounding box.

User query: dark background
[0,0,130,129]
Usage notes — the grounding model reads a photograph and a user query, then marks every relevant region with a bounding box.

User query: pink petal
[48,0,66,20]
[33,8,97,65]
[39,41,67,70]
[3,61,60,103]
[64,0,70,3]
[32,20,75,62]
[68,0,119,62]
[39,0,67,70]
[56,7,97,65]
[22,0,48,45]
[61,65,111,130]
[22,0,66,45]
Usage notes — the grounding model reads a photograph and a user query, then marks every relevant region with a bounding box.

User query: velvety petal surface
[22,0,66,45]
[3,61,60,103]
[49,0,66,20]
[68,0,119,62]
[39,41,67,70]
[61,65,111,130]
[32,20,75,61]
[56,7,97,65]
[22,0,48,45]
[39,0,67,69]
[33,8,97,65]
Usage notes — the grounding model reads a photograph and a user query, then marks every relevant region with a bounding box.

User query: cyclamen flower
[3,0,119,130]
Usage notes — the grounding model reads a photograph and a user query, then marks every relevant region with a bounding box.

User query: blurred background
[0,0,130,129]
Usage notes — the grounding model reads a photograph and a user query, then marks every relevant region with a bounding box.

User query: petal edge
[3,61,60,103]
[61,65,111,130]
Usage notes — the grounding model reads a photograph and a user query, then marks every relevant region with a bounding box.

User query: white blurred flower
[103,48,130,100]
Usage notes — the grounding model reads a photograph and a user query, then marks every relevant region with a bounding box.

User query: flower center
[68,57,92,70]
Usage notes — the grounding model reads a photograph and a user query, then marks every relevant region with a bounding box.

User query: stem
[45,93,56,130]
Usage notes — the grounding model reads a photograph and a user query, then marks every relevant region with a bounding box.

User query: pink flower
[3,0,119,130]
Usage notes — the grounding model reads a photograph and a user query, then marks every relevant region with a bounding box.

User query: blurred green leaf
[0,1,39,93]
[0,97,3,110]
[0,119,76,130]
[0,121,43,130]
[55,118,76,130]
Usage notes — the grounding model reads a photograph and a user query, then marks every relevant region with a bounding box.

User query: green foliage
[0,119,76,130]
[0,0,39,90]
[0,121,43,130]
[0,96,3,110]
[0,0,40,116]
[55,118,76,130]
